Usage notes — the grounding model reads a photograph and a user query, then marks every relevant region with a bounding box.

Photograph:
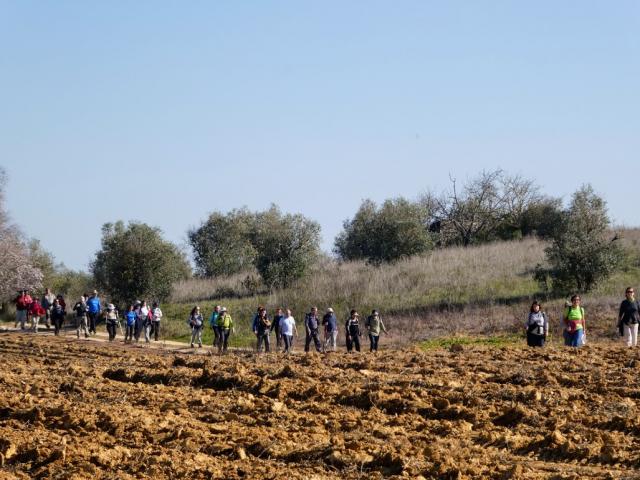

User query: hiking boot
[190,343,194,348]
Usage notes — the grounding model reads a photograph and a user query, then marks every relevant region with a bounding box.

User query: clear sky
[1,1,638,271]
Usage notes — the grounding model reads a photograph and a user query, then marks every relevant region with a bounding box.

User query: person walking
[304,306,322,353]
[41,288,56,330]
[73,295,90,339]
[271,307,285,351]
[151,302,163,341]
[322,308,338,352]
[281,309,298,354]
[189,306,204,348]
[50,298,66,336]
[562,294,586,347]
[143,303,154,344]
[345,310,362,352]
[524,301,548,347]
[365,310,387,352]
[209,305,221,348]
[86,290,102,335]
[28,298,46,333]
[217,307,233,353]
[253,306,271,353]
[105,303,119,341]
[124,305,136,344]
[14,289,32,330]
[618,287,640,347]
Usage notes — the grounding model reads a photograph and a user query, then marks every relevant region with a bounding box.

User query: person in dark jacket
[345,310,362,352]
[304,307,322,353]
[253,306,271,353]
[50,298,66,336]
[271,307,285,351]
[322,308,338,352]
[619,287,640,347]
[524,301,548,347]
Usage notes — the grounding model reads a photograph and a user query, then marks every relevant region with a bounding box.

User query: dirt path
[1,333,640,479]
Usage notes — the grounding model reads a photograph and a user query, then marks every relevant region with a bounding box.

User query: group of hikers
[188,304,388,354]
[13,286,640,352]
[524,287,640,348]
[13,289,163,344]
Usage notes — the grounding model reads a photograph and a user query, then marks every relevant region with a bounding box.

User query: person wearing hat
[345,309,362,352]
[322,307,338,352]
[188,305,204,348]
[365,310,388,352]
[86,290,102,335]
[14,289,32,330]
[217,307,234,353]
[105,303,120,342]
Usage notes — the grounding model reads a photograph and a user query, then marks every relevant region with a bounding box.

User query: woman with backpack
[618,287,640,347]
[189,306,204,348]
[563,294,586,347]
[525,301,548,347]
[345,310,362,352]
[217,307,233,353]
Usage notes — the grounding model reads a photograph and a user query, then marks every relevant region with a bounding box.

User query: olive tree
[91,221,191,305]
[534,185,622,294]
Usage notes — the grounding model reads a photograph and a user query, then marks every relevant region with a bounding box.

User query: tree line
[0,167,623,309]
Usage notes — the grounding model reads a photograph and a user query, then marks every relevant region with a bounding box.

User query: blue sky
[1,1,638,271]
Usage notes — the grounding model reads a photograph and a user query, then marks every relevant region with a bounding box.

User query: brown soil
[1,334,639,479]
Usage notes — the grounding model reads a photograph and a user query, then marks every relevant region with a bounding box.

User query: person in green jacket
[563,294,586,347]
[365,309,387,352]
[217,307,234,353]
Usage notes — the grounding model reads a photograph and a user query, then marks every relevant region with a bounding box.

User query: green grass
[419,334,524,350]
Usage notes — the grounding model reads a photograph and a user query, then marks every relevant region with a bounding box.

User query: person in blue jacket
[86,290,102,335]
[124,305,136,344]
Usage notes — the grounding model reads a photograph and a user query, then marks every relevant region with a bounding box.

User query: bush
[334,198,433,263]
[91,221,191,306]
[534,185,622,294]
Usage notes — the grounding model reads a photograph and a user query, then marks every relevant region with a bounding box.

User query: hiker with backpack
[281,308,298,354]
[345,310,362,352]
[189,306,204,348]
[524,301,548,347]
[14,289,32,330]
[125,305,136,344]
[322,307,338,352]
[217,307,233,353]
[365,309,387,352]
[271,307,285,351]
[304,306,322,353]
[86,290,102,335]
[28,298,46,333]
[618,287,640,347]
[41,288,56,330]
[253,306,271,353]
[563,294,586,347]
[73,295,90,339]
[151,302,163,341]
[209,305,221,348]
[105,304,119,341]
[50,298,66,336]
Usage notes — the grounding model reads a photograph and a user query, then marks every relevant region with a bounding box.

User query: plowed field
[1,333,639,479]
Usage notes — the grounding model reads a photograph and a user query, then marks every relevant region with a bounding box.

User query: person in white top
[280,309,298,354]
[151,302,163,341]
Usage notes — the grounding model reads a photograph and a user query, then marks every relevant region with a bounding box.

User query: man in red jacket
[29,298,46,333]
[14,290,33,330]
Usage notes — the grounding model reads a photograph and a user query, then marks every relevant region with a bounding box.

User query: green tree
[188,208,257,277]
[535,185,622,294]
[334,198,433,263]
[252,206,321,288]
[91,221,191,305]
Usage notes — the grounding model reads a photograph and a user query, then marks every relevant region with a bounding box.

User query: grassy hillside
[160,229,640,348]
